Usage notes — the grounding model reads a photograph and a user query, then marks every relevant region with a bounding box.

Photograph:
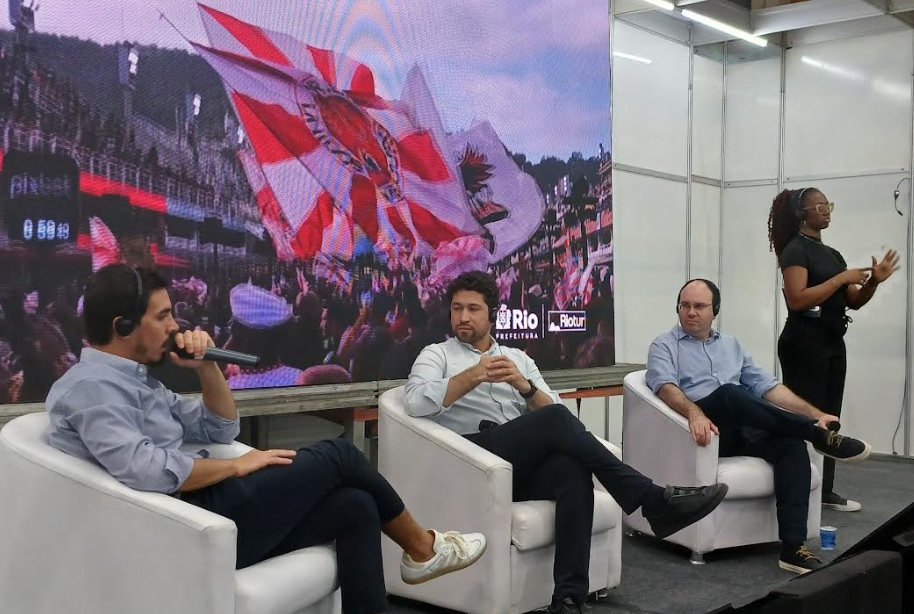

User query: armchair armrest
[621,371,720,488]
[0,414,237,614]
[378,387,514,609]
[379,388,513,530]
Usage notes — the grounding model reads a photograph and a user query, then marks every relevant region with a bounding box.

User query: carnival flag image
[446,120,546,262]
[194,3,544,263]
[88,217,124,272]
[237,149,297,262]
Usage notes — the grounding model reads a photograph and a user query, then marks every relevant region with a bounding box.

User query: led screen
[0,0,613,402]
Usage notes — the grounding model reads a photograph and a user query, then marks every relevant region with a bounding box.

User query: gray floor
[388,455,914,614]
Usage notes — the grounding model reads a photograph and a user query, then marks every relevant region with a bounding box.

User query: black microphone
[171,343,260,367]
[478,419,499,432]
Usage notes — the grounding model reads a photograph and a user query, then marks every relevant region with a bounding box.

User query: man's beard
[145,337,175,367]
[148,351,170,367]
[455,326,486,344]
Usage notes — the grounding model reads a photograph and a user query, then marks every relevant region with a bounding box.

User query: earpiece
[490,306,498,324]
[114,267,144,337]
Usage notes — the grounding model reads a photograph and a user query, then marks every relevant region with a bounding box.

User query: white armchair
[0,412,341,614]
[378,386,622,614]
[621,370,822,562]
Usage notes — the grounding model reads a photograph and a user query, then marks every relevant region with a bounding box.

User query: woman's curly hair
[768,188,817,260]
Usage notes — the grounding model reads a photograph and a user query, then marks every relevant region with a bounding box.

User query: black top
[779,233,848,323]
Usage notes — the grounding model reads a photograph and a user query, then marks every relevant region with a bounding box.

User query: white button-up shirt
[47,348,240,493]
[405,336,559,434]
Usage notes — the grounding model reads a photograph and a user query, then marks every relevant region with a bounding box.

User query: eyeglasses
[677,302,712,312]
[805,202,835,215]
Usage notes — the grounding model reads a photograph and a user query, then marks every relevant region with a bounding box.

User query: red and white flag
[447,120,545,262]
[88,217,123,272]
[196,4,544,263]
[238,149,354,261]
[196,4,481,253]
[237,149,297,262]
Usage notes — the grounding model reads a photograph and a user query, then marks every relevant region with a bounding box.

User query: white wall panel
[724,57,781,182]
[613,171,688,365]
[782,176,909,455]
[612,22,689,176]
[720,185,781,372]
[784,30,914,178]
[689,182,721,283]
[692,56,723,180]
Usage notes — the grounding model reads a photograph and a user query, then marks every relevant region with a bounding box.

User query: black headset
[676,278,721,316]
[791,187,811,220]
[114,267,144,337]
[489,305,498,324]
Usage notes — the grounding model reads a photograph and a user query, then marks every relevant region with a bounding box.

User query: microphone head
[895,189,901,200]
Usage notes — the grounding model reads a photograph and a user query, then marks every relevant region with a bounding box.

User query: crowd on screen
[0,258,614,403]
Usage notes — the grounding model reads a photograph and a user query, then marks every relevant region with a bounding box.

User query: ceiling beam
[751,0,886,36]
[884,0,914,13]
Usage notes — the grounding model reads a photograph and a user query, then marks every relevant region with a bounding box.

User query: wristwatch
[520,379,538,400]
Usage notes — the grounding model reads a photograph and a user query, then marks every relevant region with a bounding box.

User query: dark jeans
[778,318,847,496]
[183,438,404,614]
[695,384,818,546]
[466,404,654,603]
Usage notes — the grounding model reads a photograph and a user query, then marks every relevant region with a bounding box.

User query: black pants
[466,404,654,604]
[695,384,817,546]
[183,438,404,614]
[778,318,847,496]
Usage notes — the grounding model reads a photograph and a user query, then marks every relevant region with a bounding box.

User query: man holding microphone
[46,264,486,614]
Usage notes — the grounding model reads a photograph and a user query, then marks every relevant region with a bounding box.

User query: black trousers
[695,384,817,546]
[466,404,654,604]
[778,318,847,496]
[183,438,404,614]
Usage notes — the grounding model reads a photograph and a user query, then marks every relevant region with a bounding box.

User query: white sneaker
[822,493,862,512]
[400,530,487,585]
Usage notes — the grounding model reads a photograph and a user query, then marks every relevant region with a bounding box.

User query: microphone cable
[893,177,910,216]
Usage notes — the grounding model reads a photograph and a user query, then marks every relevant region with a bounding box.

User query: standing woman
[768,187,899,512]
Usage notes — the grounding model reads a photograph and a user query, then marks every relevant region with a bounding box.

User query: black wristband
[520,379,538,399]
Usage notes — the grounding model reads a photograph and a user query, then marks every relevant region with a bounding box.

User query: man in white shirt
[406,271,728,614]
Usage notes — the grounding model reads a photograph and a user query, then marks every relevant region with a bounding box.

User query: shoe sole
[778,560,815,575]
[401,540,488,585]
[652,484,729,540]
[822,502,862,512]
[817,441,872,464]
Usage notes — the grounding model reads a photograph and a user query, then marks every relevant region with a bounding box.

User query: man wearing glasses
[645,278,873,575]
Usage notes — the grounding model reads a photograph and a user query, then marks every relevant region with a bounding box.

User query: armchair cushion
[719,455,821,500]
[235,545,338,614]
[511,490,619,552]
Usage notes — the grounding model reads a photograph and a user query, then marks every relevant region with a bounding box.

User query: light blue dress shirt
[405,336,560,435]
[46,348,240,494]
[646,325,779,402]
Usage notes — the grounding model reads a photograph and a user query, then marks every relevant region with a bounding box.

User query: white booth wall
[597,17,914,457]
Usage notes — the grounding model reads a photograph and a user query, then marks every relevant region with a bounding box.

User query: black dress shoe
[644,483,728,539]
